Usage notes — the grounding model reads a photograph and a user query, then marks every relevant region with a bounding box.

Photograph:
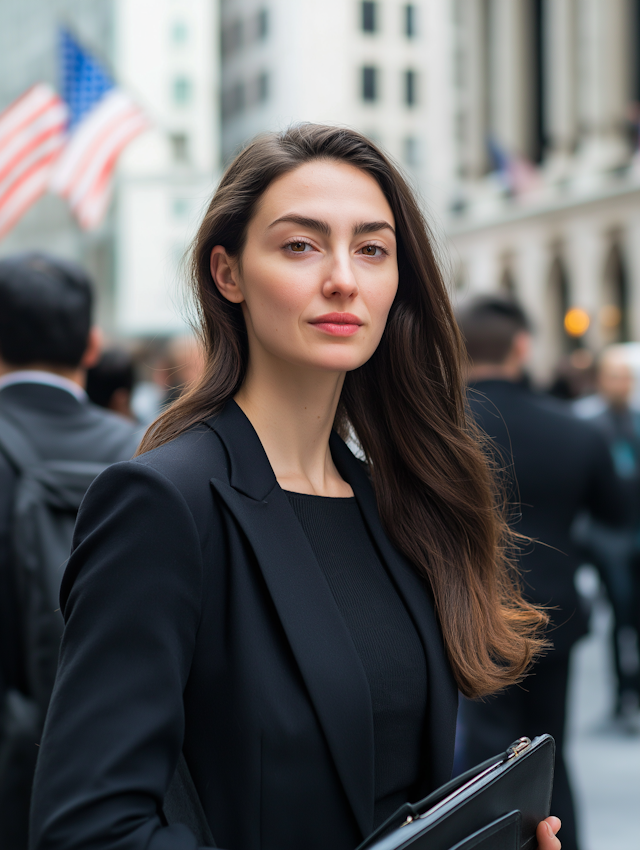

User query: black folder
[356,735,555,850]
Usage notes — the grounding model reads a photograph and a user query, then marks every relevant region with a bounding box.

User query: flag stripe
[0,110,67,187]
[74,116,149,229]
[0,132,66,200]
[0,83,68,239]
[47,29,150,230]
[50,90,141,193]
[0,149,60,238]
[0,85,61,146]
[68,111,148,209]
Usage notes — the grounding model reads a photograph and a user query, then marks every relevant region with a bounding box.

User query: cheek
[241,256,310,330]
[365,272,399,327]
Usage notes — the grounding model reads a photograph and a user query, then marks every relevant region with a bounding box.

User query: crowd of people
[0,125,637,850]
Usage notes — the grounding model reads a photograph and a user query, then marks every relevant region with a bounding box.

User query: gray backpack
[0,411,108,834]
[0,412,215,845]
[0,412,108,713]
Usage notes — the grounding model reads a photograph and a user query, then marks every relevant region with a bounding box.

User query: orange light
[564,308,590,337]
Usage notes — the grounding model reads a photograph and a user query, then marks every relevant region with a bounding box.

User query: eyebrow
[268,214,395,237]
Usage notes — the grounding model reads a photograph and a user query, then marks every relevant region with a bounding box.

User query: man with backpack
[0,253,140,850]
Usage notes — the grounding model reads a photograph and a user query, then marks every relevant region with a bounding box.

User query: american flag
[49,28,149,230]
[0,84,68,239]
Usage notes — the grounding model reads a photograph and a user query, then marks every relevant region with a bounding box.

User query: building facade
[0,0,219,337]
[219,0,456,209]
[447,0,640,381]
[2,0,640,363]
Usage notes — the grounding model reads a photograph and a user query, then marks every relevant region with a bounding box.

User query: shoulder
[134,423,229,495]
[82,424,230,539]
[66,425,229,608]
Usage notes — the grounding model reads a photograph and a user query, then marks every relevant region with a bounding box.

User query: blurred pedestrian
[0,254,140,850]
[86,347,137,420]
[574,346,640,726]
[29,127,561,850]
[161,333,205,407]
[456,296,624,850]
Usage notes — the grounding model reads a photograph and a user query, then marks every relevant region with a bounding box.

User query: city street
[566,594,640,850]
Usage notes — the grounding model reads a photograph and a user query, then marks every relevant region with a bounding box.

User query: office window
[361,1,377,33]
[403,136,419,167]
[221,81,245,119]
[404,69,417,106]
[404,4,416,38]
[362,66,378,102]
[169,134,189,163]
[171,20,188,44]
[172,76,192,105]
[247,72,270,107]
[221,19,243,57]
[257,71,269,103]
[257,8,269,39]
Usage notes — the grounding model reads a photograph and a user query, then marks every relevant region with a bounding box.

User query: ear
[80,326,103,370]
[210,246,244,304]
[511,331,531,365]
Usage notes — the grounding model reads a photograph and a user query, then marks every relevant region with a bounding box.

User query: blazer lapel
[330,435,459,795]
[206,403,375,838]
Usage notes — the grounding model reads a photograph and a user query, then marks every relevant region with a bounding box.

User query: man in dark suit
[575,347,640,725]
[456,297,623,850]
[0,254,140,850]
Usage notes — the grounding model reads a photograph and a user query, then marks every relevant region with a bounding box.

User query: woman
[30,125,561,850]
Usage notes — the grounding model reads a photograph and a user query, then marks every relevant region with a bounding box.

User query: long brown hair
[138,124,547,698]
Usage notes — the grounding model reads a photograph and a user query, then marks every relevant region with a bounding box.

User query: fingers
[536,816,561,849]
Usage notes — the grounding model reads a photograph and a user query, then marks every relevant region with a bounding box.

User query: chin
[309,353,372,373]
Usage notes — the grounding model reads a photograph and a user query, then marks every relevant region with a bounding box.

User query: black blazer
[468,380,623,652]
[30,401,457,850]
[0,382,141,701]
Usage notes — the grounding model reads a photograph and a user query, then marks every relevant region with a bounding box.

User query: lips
[309,313,363,337]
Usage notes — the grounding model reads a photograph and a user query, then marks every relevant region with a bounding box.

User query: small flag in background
[50,28,149,230]
[487,137,541,197]
[0,84,68,238]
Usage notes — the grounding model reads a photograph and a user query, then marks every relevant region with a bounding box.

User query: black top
[285,491,428,827]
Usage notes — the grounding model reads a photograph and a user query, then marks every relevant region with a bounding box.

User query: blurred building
[447,0,640,381]
[2,0,640,365]
[0,0,219,336]
[219,0,456,210]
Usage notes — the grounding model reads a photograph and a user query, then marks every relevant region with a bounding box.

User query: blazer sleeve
[29,460,211,850]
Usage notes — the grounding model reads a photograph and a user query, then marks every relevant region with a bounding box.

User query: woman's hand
[536,816,561,849]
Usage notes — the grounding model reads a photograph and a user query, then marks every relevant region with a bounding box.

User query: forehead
[604,361,632,375]
[252,159,395,228]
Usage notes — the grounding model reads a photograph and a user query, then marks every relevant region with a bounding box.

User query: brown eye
[361,245,379,256]
[289,241,307,253]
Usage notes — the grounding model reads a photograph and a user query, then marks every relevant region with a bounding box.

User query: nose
[322,250,359,300]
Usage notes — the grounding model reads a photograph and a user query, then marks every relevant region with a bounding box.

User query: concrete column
[622,214,640,342]
[512,232,556,382]
[489,0,534,157]
[459,239,503,296]
[576,0,631,173]
[459,0,488,180]
[564,220,609,350]
[543,0,577,178]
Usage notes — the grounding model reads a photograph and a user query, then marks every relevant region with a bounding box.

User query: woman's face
[212,159,399,374]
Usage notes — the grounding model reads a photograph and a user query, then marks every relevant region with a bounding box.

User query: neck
[234,356,351,497]
[468,361,523,383]
[0,362,85,388]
